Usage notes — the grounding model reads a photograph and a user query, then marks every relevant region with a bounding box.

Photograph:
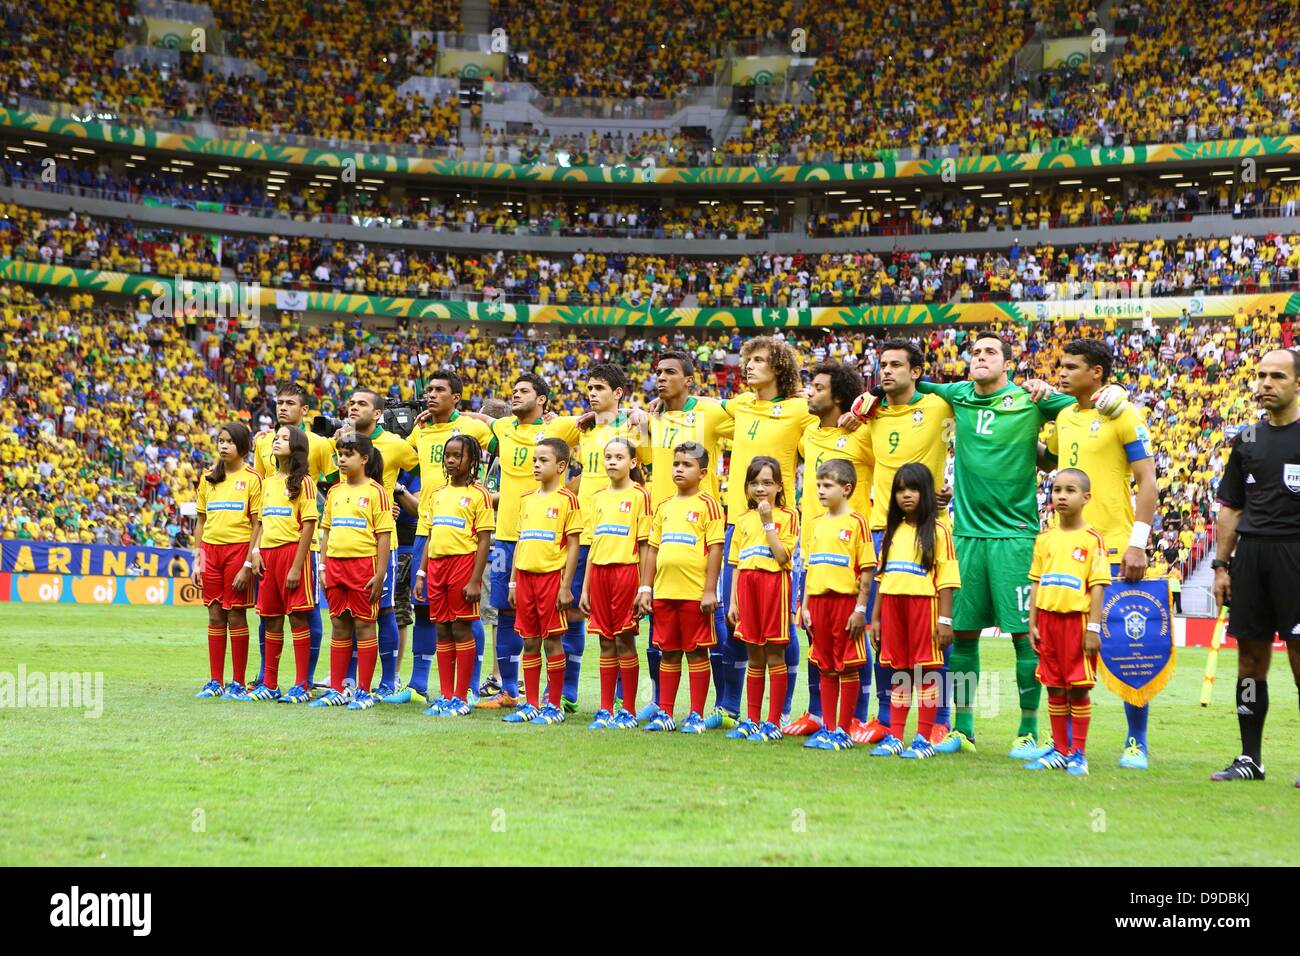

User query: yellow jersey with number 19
[490,416,583,543]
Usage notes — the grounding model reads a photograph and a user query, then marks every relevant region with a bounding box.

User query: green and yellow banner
[145,16,204,51]
[3,260,1296,328]
[728,56,790,86]
[2,107,1297,188]
[1044,37,1093,73]
[435,50,505,80]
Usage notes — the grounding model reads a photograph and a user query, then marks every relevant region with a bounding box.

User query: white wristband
[937,615,953,626]
[1086,623,1101,633]
[1128,521,1152,551]
[507,582,517,589]
[853,604,868,615]
[242,560,254,569]
[763,522,776,532]
[638,586,653,594]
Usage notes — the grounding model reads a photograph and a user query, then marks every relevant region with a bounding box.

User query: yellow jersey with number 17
[638,398,734,511]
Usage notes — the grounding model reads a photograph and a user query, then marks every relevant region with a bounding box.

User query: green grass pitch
[2,604,1298,866]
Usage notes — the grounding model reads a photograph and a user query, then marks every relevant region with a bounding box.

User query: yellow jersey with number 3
[1046,403,1153,559]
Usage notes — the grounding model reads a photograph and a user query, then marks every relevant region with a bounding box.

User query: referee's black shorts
[1228,536,1300,643]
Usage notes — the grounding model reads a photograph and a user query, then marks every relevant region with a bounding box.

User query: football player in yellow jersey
[783,362,878,741]
[834,339,957,746]
[558,364,643,713]
[706,336,815,729]
[384,370,495,708]
[249,383,332,697]
[631,350,734,512]
[629,350,734,719]
[1049,339,1159,770]
[476,373,583,708]
[331,388,421,698]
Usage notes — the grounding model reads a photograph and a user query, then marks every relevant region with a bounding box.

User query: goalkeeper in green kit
[897,332,1126,758]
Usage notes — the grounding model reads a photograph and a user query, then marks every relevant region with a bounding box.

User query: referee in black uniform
[1211,349,1300,784]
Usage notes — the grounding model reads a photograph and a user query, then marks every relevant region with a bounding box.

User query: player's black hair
[514,372,551,407]
[536,436,570,465]
[972,331,1013,363]
[430,369,463,396]
[744,455,786,510]
[815,458,856,492]
[810,362,866,413]
[276,425,311,501]
[1055,467,1091,492]
[336,432,385,484]
[206,422,252,485]
[674,440,709,469]
[278,381,311,405]
[879,339,925,370]
[879,462,939,574]
[657,350,696,377]
[587,363,629,395]
[603,436,645,485]
[442,433,482,486]
[1063,338,1113,382]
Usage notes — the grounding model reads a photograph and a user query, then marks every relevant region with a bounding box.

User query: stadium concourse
[7,203,1300,307]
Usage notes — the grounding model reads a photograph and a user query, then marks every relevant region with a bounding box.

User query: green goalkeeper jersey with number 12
[916,380,1073,539]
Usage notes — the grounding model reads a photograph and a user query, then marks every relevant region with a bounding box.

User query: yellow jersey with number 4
[721,393,816,521]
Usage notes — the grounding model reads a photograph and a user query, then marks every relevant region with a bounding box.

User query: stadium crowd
[0,259,1279,579]
[2,0,1297,165]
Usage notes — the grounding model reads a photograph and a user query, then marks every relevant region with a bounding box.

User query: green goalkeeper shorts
[952,536,1034,634]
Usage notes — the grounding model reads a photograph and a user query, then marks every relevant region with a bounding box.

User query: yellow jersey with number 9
[868,393,953,531]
